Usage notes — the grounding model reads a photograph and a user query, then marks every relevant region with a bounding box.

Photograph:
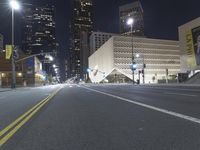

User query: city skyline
[1,0,200,80]
[1,0,200,45]
[1,1,200,148]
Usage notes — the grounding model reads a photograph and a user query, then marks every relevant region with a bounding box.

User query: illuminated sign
[191,26,200,66]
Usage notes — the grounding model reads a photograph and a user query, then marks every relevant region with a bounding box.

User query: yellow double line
[0,87,62,147]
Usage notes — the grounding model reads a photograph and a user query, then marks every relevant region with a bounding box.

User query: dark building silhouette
[69,0,93,78]
[119,1,144,36]
[22,5,56,55]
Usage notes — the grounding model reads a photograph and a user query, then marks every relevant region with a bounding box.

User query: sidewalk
[0,88,12,92]
[139,83,200,87]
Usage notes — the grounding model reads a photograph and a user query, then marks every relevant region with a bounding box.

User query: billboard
[191,26,200,66]
[185,26,200,69]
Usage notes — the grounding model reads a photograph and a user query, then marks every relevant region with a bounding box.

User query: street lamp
[9,0,20,89]
[136,54,140,58]
[10,0,20,10]
[49,56,54,61]
[53,64,56,68]
[127,17,135,84]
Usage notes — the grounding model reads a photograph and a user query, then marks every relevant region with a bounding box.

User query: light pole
[127,18,135,84]
[10,0,20,89]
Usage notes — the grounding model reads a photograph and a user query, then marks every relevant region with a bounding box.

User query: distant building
[179,17,200,74]
[69,0,93,78]
[88,36,180,83]
[0,51,46,87]
[89,32,117,55]
[0,34,3,52]
[119,1,144,36]
[22,4,56,55]
[80,31,90,80]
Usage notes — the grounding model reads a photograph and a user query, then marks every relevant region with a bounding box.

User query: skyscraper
[89,32,117,55]
[22,5,56,55]
[69,0,93,78]
[119,1,144,36]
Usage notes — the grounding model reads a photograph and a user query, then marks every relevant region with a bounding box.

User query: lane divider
[0,87,62,147]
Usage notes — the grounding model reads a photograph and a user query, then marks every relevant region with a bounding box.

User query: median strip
[0,87,62,147]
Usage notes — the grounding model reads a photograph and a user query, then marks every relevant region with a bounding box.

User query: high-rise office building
[69,0,93,78]
[22,5,56,55]
[119,1,144,36]
[90,32,117,55]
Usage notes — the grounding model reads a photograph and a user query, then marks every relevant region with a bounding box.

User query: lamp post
[10,0,20,89]
[127,18,135,84]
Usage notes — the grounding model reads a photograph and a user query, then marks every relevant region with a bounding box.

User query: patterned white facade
[88,36,180,83]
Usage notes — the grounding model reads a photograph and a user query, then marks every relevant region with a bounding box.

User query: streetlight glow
[136,54,140,58]
[10,0,20,10]
[53,64,56,68]
[49,56,54,61]
[127,18,134,25]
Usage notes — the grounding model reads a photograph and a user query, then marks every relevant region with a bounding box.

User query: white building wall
[89,35,180,83]
[88,37,114,83]
[178,17,200,73]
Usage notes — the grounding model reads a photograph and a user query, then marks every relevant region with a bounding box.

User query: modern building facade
[22,4,56,55]
[69,0,93,78]
[89,32,117,55]
[119,1,144,36]
[179,17,200,74]
[88,36,180,83]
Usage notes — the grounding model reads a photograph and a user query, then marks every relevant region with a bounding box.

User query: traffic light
[131,62,137,71]
[143,64,146,69]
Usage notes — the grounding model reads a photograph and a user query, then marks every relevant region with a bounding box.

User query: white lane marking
[82,86,200,125]
[164,92,197,97]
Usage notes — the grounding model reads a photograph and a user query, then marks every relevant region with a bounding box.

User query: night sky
[1,0,200,78]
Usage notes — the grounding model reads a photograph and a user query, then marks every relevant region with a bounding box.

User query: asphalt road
[1,84,200,150]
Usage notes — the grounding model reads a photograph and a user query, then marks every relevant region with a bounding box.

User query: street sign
[5,45,12,60]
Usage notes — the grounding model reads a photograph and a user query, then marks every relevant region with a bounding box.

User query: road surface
[0,84,200,150]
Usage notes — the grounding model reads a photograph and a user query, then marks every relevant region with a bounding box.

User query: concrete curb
[83,83,200,87]
[0,89,12,92]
